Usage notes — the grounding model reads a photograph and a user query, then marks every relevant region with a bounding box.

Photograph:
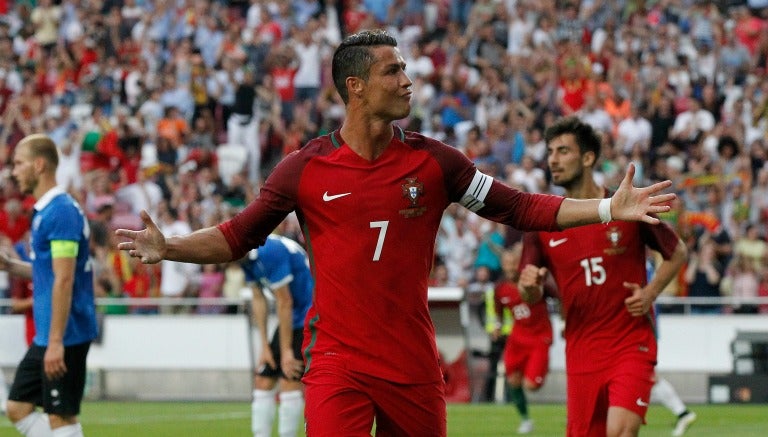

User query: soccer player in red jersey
[518,117,688,437]
[492,245,553,434]
[116,31,676,436]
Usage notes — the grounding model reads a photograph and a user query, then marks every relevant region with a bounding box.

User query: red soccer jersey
[219,127,564,383]
[520,214,679,374]
[495,280,552,345]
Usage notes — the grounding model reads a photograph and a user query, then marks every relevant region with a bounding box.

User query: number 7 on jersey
[370,221,389,261]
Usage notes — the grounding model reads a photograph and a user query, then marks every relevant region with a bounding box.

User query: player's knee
[5,400,34,423]
[523,377,544,392]
[278,379,303,392]
[606,408,642,437]
[506,372,523,387]
[254,376,278,391]
[47,413,78,428]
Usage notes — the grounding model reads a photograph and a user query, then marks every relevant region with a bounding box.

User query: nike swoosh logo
[323,191,352,201]
[549,238,568,247]
[636,397,649,407]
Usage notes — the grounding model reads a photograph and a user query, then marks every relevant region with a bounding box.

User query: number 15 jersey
[520,209,679,374]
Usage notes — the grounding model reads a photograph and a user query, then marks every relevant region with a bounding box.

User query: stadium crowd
[1,0,767,316]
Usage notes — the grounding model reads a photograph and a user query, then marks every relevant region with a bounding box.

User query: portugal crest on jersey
[400,177,426,218]
[604,225,627,255]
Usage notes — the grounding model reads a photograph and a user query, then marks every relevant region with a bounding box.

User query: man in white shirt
[578,93,613,135]
[616,101,653,154]
[670,97,715,144]
[116,163,164,219]
[293,27,324,105]
[158,206,200,314]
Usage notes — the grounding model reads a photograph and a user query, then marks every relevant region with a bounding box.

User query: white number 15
[579,256,606,286]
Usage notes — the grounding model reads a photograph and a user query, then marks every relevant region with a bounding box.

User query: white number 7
[369,221,389,261]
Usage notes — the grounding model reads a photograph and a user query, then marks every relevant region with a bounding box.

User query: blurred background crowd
[0,0,767,316]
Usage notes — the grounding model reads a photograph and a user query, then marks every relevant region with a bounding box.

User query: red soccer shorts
[303,360,446,436]
[566,353,655,437]
[503,336,550,389]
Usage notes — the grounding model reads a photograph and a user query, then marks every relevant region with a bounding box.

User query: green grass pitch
[1,401,766,436]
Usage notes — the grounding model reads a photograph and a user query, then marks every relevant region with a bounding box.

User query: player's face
[362,46,413,121]
[546,133,586,189]
[11,144,38,195]
[501,251,519,276]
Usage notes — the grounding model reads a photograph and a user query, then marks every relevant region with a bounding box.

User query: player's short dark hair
[18,133,59,169]
[544,116,602,159]
[332,29,398,104]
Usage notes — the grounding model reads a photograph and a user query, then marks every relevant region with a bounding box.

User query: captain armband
[51,240,79,258]
[459,171,493,212]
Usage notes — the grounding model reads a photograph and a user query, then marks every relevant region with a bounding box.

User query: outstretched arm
[556,164,674,229]
[115,210,234,264]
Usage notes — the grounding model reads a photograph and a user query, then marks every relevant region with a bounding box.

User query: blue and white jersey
[242,234,314,330]
[30,187,98,346]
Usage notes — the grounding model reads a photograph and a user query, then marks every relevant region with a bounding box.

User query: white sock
[278,390,304,437]
[252,389,277,437]
[14,411,52,437]
[52,423,83,437]
[0,371,7,412]
[0,382,8,413]
[651,378,686,416]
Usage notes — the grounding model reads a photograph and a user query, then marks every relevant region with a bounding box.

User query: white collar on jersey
[33,186,67,212]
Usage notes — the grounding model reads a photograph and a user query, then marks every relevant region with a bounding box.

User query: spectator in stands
[156,105,190,150]
[157,204,199,314]
[758,268,768,314]
[724,253,761,314]
[685,237,724,314]
[0,198,29,244]
[29,0,60,56]
[227,69,261,185]
[508,155,547,194]
[670,96,716,150]
[616,101,653,156]
[115,163,164,219]
[734,223,767,271]
[196,263,225,314]
[578,92,613,136]
[292,25,324,117]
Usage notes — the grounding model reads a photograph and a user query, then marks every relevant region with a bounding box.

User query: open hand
[115,210,166,264]
[611,163,675,224]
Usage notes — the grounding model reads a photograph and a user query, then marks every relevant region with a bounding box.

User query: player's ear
[34,155,48,173]
[582,150,596,168]
[346,76,364,99]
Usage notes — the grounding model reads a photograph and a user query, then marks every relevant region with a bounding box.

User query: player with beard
[518,117,687,437]
[116,32,677,436]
